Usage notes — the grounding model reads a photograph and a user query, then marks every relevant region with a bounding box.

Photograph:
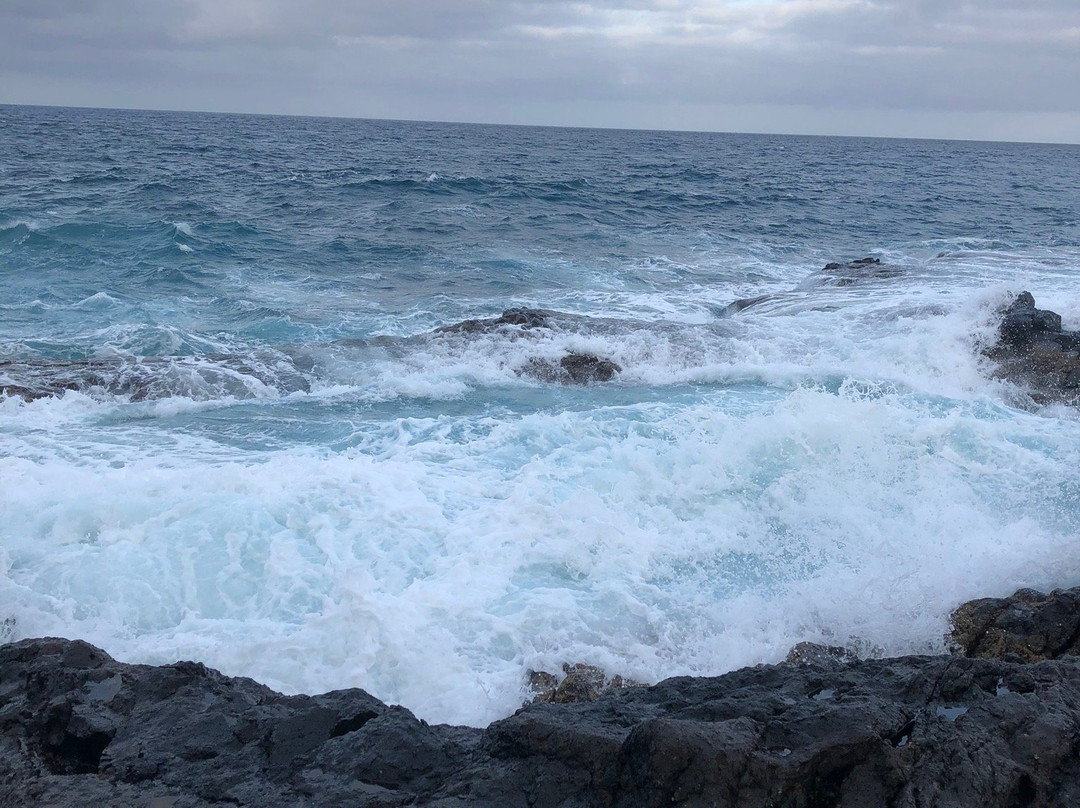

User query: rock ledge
[5,586,1080,807]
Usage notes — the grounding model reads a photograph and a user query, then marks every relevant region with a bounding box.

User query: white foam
[3,362,1079,725]
[5,250,1080,727]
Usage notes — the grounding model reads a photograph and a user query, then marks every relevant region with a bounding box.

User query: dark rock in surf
[518,353,622,384]
[815,256,902,287]
[560,353,621,383]
[8,630,1080,807]
[717,257,902,317]
[985,292,1080,404]
[0,355,313,402]
[950,586,1080,662]
[434,307,552,335]
[527,663,643,705]
[717,294,772,317]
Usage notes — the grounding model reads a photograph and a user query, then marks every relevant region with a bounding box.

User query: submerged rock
[0,355,313,402]
[518,352,622,384]
[816,257,902,289]
[985,292,1080,404]
[718,257,902,317]
[716,294,773,317]
[814,256,903,287]
[434,307,553,334]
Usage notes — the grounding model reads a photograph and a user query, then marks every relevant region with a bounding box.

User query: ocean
[2,104,1079,726]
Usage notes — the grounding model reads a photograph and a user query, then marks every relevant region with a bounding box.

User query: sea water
[2,104,1079,726]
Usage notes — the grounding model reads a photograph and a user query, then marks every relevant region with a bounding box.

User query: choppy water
[3,104,1080,726]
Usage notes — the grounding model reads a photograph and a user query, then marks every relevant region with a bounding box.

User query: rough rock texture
[434,307,554,334]
[527,663,642,704]
[985,292,1080,404]
[6,605,1080,808]
[816,256,903,287]
[951,586,1080,662]
[518,353,622,385]
[0,354,314,402]
[432,308,623,384]
[784,642,861,667]
[718,257,902,316]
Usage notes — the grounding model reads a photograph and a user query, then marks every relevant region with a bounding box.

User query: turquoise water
[2,104,1080,725]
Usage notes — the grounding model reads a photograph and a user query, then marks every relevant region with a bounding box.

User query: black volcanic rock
[815,257,902,287]
[0,355,314,402]
[8,599,1080,808]
[985,292,1080,404]
[951,586,1080,662]
[718,258,903,317]
[527,663,642,704]
[434,307,553,334]
[518,352,622,385]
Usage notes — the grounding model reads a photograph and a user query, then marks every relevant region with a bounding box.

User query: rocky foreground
[4,587,1080,807]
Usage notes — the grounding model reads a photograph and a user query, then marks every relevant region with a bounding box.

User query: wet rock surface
[435,308,624,384]
[0,354,314,402]
[950,586,1080,662]
[433,306,554,334]
[985,292,1080,404]
[7,588,1080,808]
[816,256,904,287]
[527,663,642,704]
[718,257,902,317]
[518,352,622,384]
[0,306,626,402]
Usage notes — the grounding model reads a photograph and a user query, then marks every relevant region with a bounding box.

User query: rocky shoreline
[4,585,1080,807]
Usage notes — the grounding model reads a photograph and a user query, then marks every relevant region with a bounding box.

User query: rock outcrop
[434,307,553,334]
[518,352,622,384]
[0,354,314,402]
[951,586,1080,662]
[527,663,641,704]
[985,292,1080,404]
[434,307,623,385]
[6,586,1080,807]
[816,256,903,287]
[718,257,902,317]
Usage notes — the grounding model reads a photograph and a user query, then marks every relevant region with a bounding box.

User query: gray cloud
[2,0,1079,142]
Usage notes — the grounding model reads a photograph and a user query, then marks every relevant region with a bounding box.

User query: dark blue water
[2,104,1080,725]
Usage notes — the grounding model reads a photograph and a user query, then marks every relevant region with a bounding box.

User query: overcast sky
[2,0,1079,142]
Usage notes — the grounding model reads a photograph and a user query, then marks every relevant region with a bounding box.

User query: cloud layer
[3,0,1079,141]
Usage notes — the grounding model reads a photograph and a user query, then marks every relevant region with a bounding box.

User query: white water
[4,254,1080,726]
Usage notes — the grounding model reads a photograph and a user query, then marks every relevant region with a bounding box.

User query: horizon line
[3,100,1079,149]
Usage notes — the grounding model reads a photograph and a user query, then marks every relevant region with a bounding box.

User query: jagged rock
[11,587,1080,807]
[783,641,860,667]
[527,663,643,704]
[7,629,1080,806]
[559,353,621,383]
[950,585,1080,662]
[985,292,1080,404]
[815,256,902,287]
[719,257,903,317]
[0,355,313,402]
[0,638,479,808]
[518,353,622,385]
[434,307,552,334]
[527,669,560,702]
